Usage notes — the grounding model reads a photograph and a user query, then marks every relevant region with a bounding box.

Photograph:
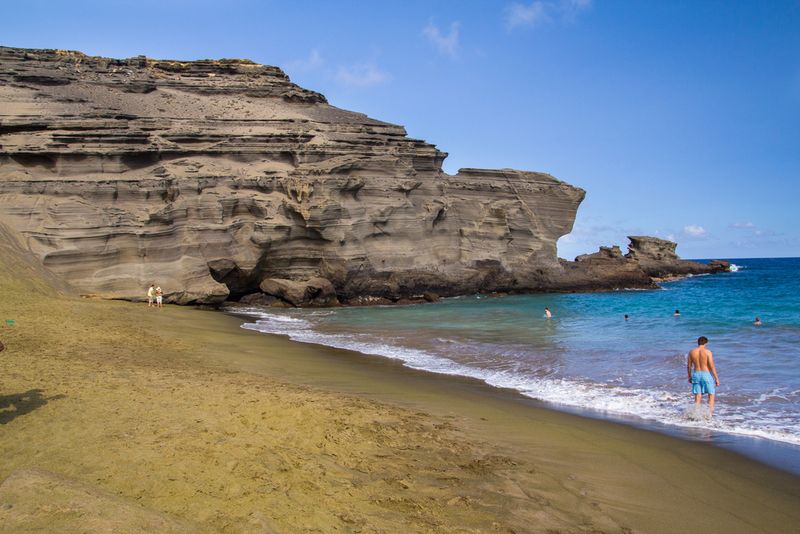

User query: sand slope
[1,236,799,532]
[0,235,619,531]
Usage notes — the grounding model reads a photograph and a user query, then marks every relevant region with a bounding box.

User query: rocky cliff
[553,237,729,292]
[0,47,723,306]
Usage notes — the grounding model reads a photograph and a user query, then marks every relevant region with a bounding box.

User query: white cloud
[728,222,777,238]
[683,225,707,238]
[563,0,592,11]
[560,0,593,21]
[423,21,461,58]
[335,63,390,87]
[505,0,592,30]
[505,1,550,29]
[283,49,323,74]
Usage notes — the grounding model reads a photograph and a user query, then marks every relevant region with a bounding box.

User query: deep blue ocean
[233,258,800,471]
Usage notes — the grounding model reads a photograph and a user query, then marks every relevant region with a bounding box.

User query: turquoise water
[234,258,800,470]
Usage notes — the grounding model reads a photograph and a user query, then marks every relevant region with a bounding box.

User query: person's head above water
[697,336,708,346]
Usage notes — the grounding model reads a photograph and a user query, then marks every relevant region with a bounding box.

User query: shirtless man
[687,336,720,414]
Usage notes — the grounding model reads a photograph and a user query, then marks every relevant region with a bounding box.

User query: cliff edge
[0,47,723,305]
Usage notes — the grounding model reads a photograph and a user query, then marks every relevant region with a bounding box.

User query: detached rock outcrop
[626,236,729,279]
[550,236,730,292]
[556,244,655,291]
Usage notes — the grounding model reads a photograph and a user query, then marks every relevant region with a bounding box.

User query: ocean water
[231,258,800,470]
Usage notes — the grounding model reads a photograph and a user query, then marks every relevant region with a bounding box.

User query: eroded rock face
[546,236,730,292]
[555,243,655,291]
[625,235,727,278]
[260,277,339,307]
[0,46,586,303]
[626,235,678,262]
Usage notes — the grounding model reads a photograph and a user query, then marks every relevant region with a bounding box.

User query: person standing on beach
[687,336,720,415]
[147,284,155,307]
[155,286,163,308]
[544,307,552,318]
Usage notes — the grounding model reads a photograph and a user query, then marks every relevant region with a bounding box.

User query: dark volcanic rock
[342,295,394,306]
[708,259,731,272]
[260,277,340,307]
[551,236,730,291]
[625,236,723,278]
[555,244,655,291]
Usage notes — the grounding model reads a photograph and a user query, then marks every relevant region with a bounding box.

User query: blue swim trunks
[692,371,716,395]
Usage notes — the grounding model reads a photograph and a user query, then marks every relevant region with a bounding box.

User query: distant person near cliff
[155,286,163,308]
[687,336,720,416]
[147,284,155,307]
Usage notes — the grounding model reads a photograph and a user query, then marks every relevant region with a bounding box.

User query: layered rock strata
[625,235,728,279]
[0,47,724,306]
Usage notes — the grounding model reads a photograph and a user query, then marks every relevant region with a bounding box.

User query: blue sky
[4,0,799,259]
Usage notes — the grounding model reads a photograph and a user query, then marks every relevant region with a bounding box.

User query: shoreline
[2,259,800,531]
[153,306,800,530]
[225,308,800,476]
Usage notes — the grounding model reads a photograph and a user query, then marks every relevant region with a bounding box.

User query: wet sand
[2,245,800,532]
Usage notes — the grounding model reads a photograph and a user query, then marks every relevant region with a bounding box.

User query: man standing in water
[687,336,720,415]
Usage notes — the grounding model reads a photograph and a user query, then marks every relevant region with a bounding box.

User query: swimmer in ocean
[754,317,762,326]
[687,336,720,416]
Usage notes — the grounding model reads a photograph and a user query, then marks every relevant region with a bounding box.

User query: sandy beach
[2,242,800,533]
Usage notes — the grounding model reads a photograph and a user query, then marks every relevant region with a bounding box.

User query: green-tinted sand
[2,234,799,532]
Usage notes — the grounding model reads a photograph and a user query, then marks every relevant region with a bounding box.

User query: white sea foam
[231,309,800,447]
